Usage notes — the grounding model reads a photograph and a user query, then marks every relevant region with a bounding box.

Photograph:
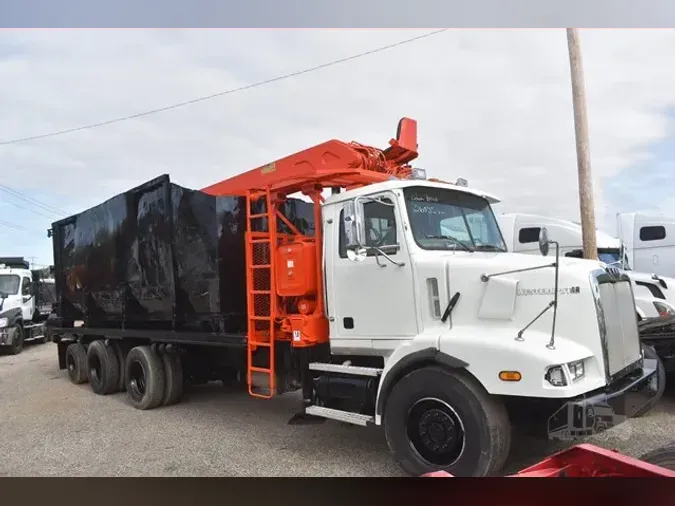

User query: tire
[7,324,25,355]
[86,340,120,395]
[111,340,127,392]
[639,444,675,471]
[124,346,165,410]
[384,366,511,477]
[65,342,88,384]
[635,345,666,417]
[161,352,184,406]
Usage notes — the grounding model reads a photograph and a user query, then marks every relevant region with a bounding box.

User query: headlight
[545,365,567,387]
[0,318,8,329]
[653,301,675,318]
[567,360,585,382]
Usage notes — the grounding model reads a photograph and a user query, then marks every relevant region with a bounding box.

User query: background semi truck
[0,257,55,354]
[498,212,675,377]
[45,118,660,477]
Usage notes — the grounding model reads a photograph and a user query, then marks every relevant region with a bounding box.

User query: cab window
[339,197,398,258]
[21,277,32,296]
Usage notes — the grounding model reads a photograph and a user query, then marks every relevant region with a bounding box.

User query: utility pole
[566,28,598,261]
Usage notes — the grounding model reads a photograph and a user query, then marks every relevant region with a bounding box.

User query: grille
[597,278,642,377]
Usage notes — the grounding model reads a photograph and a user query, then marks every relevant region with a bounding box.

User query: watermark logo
[547,401,633,442]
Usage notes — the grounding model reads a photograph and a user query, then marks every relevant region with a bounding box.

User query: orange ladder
[244,188,277,398]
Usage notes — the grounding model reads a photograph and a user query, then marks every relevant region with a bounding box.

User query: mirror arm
[369,246,405,267]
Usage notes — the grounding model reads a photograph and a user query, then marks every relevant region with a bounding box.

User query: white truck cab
[618,212,675,278]
[0,257,51,354]
[314,178,659,476]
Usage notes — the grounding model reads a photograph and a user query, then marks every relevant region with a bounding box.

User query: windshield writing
[403,187,506,251]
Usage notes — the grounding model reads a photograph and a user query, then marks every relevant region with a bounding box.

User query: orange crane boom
[200,118,419,399]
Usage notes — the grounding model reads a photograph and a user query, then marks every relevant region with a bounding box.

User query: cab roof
[323,178,500,206]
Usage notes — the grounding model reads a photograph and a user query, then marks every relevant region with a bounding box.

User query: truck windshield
[598,249,621,266]
[565,248,622,266]
[403,187,506,252]
[0,274,20,296]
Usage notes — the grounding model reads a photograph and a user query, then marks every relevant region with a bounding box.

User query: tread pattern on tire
[8,325,24,355]
[66,342,88,384]
[124,345,165,410]
[111,340,127,392]
[639,444,675,471]
[384,365,511,477]
[161,352,184,406]
[87,340,121,395]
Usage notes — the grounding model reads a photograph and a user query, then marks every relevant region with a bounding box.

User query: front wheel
[7,324,24,355]
[384,366,511,477]
[639,444,675,471]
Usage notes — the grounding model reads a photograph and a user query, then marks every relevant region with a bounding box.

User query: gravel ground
[1,342,674,477]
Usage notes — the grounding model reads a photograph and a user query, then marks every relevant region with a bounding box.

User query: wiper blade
[425,235,475,252]
[474,244,506,252]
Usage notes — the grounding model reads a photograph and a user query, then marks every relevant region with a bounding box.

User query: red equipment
[423,444,675,477]
[201,119,419,398]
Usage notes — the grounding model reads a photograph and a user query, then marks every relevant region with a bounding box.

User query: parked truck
[617,211,675,277]
[45,118,660,477]
[0,257,55,354]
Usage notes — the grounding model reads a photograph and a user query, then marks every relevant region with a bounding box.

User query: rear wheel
[110,340,127,392]
[635,345,666,417]
[7,324,24,355]
[161,352,184,406]
[384,366,511,477]
[86,340,120,395]
[639,444,675,471]
[65,343,88,384]
[124,346,165,410]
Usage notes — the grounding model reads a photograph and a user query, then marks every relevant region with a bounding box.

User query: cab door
[20,276,35,321]
[328,192,419,342]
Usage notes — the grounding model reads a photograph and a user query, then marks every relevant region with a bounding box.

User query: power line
[0,195,60,220]
[0,219,32,232]
[0,29,449,146]
[0,183,68,216]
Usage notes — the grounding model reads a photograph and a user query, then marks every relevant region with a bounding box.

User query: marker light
[411,167,427,180]
[499,371,522,382]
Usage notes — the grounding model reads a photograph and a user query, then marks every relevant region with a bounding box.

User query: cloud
[0,29,674,265]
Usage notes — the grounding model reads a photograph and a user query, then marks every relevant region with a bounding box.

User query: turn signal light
[499,371,522,382]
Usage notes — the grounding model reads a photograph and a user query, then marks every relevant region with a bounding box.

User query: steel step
[304,406,374,426]
[308,362,382,377]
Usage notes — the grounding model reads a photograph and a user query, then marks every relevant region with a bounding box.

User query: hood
[0,306,20,320]
[415,249,609,364]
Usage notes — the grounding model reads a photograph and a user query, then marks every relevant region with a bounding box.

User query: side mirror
[343,200,366,255]
[539,227,550,257]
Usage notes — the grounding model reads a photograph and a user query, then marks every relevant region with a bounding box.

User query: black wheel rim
[128,359,147,402]
[89,354,102,387]
[406,397,466,467]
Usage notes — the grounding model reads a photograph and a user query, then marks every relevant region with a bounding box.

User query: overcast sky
[1,29,674,267]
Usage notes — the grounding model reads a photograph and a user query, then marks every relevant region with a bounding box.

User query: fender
[0,307,22,328]
[375,346,469,419]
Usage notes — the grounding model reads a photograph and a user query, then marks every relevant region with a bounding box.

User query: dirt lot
[1,342,674,476]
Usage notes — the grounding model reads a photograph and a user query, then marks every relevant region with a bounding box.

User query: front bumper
[0,327,15,346]
[547,358,659,440]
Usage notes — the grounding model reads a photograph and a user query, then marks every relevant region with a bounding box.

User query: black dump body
[48,174,314,339]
